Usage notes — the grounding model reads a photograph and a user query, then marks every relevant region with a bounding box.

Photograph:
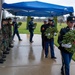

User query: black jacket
[58,26,70,53]
[40,24,47,36]
[28,21,34,32]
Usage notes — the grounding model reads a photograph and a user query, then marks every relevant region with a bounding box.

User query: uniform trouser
[3,39,9,51]
[3,35,9,50]
[41,35,45,49]
[12,30,21,40]
[0,39,3,58]
[9,34,12,45]
[61,51,73,75]
[44,39,55,57]
[0,43,3,58]
[29,31,34,42]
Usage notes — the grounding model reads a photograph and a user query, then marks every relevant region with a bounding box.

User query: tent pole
[2,0,6,18]
[0,0,4,29]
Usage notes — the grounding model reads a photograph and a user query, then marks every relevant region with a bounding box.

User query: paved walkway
[0,34,75,75]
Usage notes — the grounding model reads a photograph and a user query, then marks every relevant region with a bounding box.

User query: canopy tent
[2,1,74,17]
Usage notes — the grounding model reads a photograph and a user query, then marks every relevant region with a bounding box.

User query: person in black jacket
[12,17,22,41]
[28,17,34,43]
[40,20,47,50]
[58,16,75,75]
[44,19,56,59]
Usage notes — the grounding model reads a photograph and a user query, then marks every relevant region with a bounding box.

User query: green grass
[18,22,29,34]
[18,22,43,34]
[54,23,67,46]
[18,22,75,61]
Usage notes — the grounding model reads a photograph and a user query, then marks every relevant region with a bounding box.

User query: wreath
[33,23,37,29]
[44,27,58,39]
[18,22,22,27]
[62,30,75,53]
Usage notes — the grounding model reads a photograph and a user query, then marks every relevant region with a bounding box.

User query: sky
[4,0,75,17]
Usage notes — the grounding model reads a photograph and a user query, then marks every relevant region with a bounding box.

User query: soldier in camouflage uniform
[7,18,13,48]
[0,29,4,63]
[0,0,6,63]
[0,27,6,63]
[2,19,9,54]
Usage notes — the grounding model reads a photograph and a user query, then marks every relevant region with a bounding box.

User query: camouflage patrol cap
[67,16,75,22]
[7,17,12,20]
[2,18,8,21]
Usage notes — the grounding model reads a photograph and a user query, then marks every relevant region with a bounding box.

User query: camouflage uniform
[0,29,4,59]
[8,22,12,45]
[2,24,9,51]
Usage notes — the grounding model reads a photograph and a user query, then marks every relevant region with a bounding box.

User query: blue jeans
[61,51,73,75]
[45,39,55,57]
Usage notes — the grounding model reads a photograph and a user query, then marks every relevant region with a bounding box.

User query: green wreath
[62,30,75,53]
[18,22,22,27]
[33,23,37,29]
[44,27,58,39]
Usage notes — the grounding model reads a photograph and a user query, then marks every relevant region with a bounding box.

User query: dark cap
[67,16,75,22]
[7,17,12,20]
[2,18,8,23]
[48,18,53,21]
[44,20,47,22]
[31,17,34,19]
[2,18,8,21]
[14,17,17,19]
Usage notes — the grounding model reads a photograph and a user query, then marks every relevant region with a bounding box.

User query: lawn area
[18,22,42,34]
[18,22,75,61]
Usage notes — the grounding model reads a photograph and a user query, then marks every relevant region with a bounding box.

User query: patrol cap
[44,20,47,22]
[14,17,17,19]
[67,16,75,22]
[2,18,8,23]
[2,18,8,21]
[31,17,34,19]
[48,18,53,21]
[7,17,12,20]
